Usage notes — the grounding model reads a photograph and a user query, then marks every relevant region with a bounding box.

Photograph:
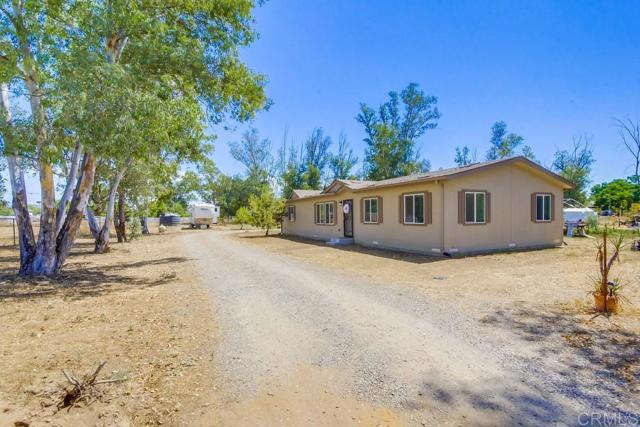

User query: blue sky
[4,0,640,203]
[215,0,640,184]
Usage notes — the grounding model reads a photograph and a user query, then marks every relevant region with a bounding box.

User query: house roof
[290,189,323,200]
[288,156,574,200]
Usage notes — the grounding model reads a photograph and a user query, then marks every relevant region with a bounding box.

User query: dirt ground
[238,231,640,317]
[237,232,640,398]
[1,222,639,426]
[0,228,217,427]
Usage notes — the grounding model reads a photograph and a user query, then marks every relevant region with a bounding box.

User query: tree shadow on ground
[405,378,572,427]
[475,305,640,420]
[238,233,449,265]
[0,255,191,302]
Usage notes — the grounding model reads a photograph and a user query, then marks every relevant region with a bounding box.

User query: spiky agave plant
[591,228,627,313]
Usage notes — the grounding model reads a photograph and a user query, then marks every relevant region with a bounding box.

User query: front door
[343,199,353,238]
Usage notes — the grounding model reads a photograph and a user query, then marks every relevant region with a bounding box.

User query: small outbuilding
[282,156,574,255]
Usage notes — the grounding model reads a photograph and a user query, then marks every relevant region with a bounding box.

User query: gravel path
[182,230,583,426]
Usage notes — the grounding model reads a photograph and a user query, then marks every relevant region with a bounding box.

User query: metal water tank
[159,213,181,227]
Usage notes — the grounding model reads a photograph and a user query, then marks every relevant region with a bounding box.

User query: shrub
[248,189,285,236]
[234,207,252,230]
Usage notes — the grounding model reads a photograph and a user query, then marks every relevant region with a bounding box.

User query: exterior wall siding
[283,162,565,255]
[282,195,342,241]
[442,163,564,253]
[351,182,443,254]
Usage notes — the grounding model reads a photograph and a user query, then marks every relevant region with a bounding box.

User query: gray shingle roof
[289,156,573,200]
[291,189,322,199]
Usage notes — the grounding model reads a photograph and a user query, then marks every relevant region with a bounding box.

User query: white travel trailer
[188,203,220,229]
[563,198,597,224]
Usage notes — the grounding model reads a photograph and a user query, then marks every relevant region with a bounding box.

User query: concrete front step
[326,237,354,246]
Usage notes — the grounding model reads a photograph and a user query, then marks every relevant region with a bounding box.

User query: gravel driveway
[182,230,594,426]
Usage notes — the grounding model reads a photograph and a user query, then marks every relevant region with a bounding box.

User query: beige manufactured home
[282,156,574,255]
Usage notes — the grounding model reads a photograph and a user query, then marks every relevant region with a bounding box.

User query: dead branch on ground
[57,361,124,411]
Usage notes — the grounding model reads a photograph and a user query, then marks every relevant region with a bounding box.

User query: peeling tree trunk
[1,84,36,274]
[141,217,149,235]
[95,158,132,253]
[7,156,37,273]
[56,142,83,234]
[14,2,57,275]
[114,191,127,243]
[54,152,97,274]
[85,206,100,239]
[92,33,130,254]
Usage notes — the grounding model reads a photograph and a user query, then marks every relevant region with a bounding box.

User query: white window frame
[465,191,486,224]
[315,202,335,225]
[535,194,552,222]
[403,193,425,225]
[287,205,296,222]
[363,197,379,224]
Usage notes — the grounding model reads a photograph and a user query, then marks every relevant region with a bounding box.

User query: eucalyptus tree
[454,145,476,167]
[0,0,268,274]
[329,132,358,180]
[229,128,274,186]
[302,127,332,189]
[552,135,595,203]
[615,118,640,184]
[485,121,535,161]
[357,83,439,180]
[278,142,306,200]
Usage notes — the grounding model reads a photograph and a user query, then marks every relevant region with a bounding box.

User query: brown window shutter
[485,192,491,223]
[360,198,364,223]
[550,193,556,221]
[457,191,464,224]
[314,203,318,224]
[332,201,337,225]
[378,197,383,223]
[531,193,536,222]
[424,191,432,225]
[398,195,403,224]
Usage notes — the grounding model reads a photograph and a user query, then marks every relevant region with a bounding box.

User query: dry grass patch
[0,232,216,427]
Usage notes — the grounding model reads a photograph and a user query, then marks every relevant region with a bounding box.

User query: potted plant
[589,228,628,314]
[590,278,626,314]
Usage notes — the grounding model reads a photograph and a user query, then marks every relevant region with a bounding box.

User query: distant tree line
[178,82,640,228]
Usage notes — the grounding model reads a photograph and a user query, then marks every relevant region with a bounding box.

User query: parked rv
[189,203,220,229]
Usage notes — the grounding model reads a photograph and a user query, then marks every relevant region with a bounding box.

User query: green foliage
[279,143,306,200]
[28,204,41,215]
[0,204,12,215]
[521,145,537,162]
[234,206,252,229]
[229,128,273,185]
[329,132,358,180]
[591,179,640,212]
[247,189,285,236]
[454,146,476,167]
[357,83,439,180]
[485,121,532,161]
[302,128,332,188]
[209,174,262,218]
[0,159,6,201]
[128,218,142,240]
[553,136,595,203]
[277,127,345,198]
[585,215,599,234]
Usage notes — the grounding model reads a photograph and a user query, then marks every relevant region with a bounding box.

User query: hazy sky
[4,0,640,203]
